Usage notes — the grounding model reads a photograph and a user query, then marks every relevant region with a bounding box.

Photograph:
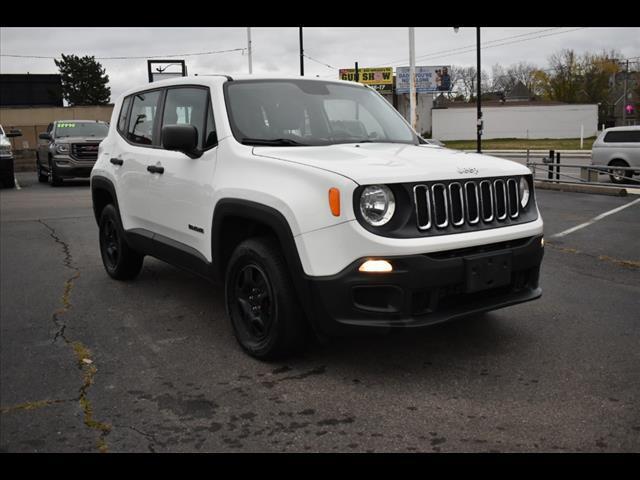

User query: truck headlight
[519,177,530,208]
[0,144,11,155]
[55,144,69,154]
[360,185,395,227]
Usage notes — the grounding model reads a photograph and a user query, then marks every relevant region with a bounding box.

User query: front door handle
[110,158,123,166]
[147,165,164,174]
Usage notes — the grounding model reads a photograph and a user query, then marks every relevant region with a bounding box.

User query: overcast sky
[1,27,638,101]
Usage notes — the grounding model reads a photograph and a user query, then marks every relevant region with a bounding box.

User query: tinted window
[127,90,161,145]
[603,130,640,143]
[118,96,132,134]
[161,87,211,149]
[204,101,217,149]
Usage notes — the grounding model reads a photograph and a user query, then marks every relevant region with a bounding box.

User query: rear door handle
[147,165,164,174]
[110,158,123,166]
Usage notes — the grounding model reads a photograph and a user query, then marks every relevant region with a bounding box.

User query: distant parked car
[37,120,109,186]
[0,125,22,189]
[591,126,640,184]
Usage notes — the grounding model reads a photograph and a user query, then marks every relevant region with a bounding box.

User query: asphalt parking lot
[1,172,639,453]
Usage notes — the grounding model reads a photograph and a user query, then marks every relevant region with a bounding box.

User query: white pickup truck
[90,75,544,359]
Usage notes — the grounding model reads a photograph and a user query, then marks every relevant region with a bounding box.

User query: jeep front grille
[71,143,100,161]
[413,177,523,232]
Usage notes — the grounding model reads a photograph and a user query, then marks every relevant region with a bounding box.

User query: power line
[303,53,337,70]
[0,47,247,61]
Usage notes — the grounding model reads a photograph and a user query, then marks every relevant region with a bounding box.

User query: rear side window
[117,96,132,134]
[603,130,640,143]
[161,87,215,150]
[127,90,161,145]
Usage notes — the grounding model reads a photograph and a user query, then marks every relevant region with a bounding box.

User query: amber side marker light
[328,188,340,216]
[359,259,393,273]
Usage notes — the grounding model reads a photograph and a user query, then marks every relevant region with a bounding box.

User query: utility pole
[409,27,417,132]
[622,59,628,125]
[476,26,482,153]
[247,27,252,74]
[299,27,304,76]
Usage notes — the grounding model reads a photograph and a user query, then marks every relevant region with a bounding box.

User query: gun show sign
[339,67,393,93]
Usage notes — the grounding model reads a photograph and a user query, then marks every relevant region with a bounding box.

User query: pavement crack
[0,397,76,414]
[546,241,640,269]
[37,219,112,453]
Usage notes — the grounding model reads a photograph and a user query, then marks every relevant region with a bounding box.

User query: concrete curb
[534,181,627,196]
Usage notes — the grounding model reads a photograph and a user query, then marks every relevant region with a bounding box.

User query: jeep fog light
[519,177,530,208]
[359,259,393,273]
[360,185,395,226]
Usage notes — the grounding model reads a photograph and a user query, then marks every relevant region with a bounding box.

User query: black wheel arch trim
[211,198,320,331]
[91,175,121,225]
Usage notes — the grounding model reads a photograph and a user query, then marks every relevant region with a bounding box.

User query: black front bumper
[305,235,544,336]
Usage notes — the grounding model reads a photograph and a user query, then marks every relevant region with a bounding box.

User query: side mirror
[6,129,22,138]
[162,124,201,159]
[39,132,52,141]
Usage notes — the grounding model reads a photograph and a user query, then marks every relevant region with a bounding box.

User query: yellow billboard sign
[339,67,393,93]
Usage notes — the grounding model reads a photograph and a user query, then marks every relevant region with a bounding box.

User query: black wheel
[225,236,308,360]
[99,204,144,280]
[48,158,62,186]
[608,160,630,185]
[37,156,47,183]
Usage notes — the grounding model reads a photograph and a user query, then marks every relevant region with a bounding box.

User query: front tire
[99,204,144,280]
[225,236,308,360]
[48,159,62,186]
[608,160,631,185]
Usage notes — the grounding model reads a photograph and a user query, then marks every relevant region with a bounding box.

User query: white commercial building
[432,102,598,141]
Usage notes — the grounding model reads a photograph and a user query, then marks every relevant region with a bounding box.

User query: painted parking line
[14,178,21,190]
[550,197,640,239]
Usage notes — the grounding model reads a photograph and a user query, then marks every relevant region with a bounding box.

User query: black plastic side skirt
[125,228,214,281]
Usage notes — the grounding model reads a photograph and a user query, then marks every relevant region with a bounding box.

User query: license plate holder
[464,251,512,293]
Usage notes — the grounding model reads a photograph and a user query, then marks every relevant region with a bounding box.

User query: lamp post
[299,27,304,76]
[454,26,482,153]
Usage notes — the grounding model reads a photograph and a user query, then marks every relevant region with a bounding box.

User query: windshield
[54,122,109,138]
[224,79,418,147]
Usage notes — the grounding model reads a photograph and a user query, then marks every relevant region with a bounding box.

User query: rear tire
[225,236,308,360]
[99,204,144,280]
[608,160,631,184]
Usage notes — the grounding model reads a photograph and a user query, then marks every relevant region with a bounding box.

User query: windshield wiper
[241,137,309,146]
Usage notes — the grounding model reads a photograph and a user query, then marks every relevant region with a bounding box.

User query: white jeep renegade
[91,75,544,359]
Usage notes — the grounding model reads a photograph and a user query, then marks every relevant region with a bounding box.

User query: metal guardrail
[526,149,639,188]
[527,161,640,187]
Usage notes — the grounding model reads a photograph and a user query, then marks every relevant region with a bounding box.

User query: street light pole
[247,27,252,74]
[299,27,304,76]
[476,26,482,153]
[409,27,417,132]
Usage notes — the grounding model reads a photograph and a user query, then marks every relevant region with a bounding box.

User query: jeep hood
[253,143,530,184]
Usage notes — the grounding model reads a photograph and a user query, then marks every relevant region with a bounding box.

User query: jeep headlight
[519,177,530,208]
[359,185,396,227]
[55,143,69,154]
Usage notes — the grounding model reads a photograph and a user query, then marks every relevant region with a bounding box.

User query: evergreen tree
[54,54,111,106]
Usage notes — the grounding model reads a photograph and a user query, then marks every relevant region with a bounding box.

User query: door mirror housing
[6,129,22,138]
[39,132,52,141]
[162,124,202,159]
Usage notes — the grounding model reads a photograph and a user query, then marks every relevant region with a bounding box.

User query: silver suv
[591,126,640,184]
[37,120,109,186]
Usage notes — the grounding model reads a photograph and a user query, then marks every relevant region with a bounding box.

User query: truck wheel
[48,159,63,186]
[99,204,144,280]
[225,236,307,360]
[37,157,48,183]
[608,160,630,184]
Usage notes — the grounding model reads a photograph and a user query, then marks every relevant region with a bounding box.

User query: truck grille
[71,143,100,161]
[413,177,522,231]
